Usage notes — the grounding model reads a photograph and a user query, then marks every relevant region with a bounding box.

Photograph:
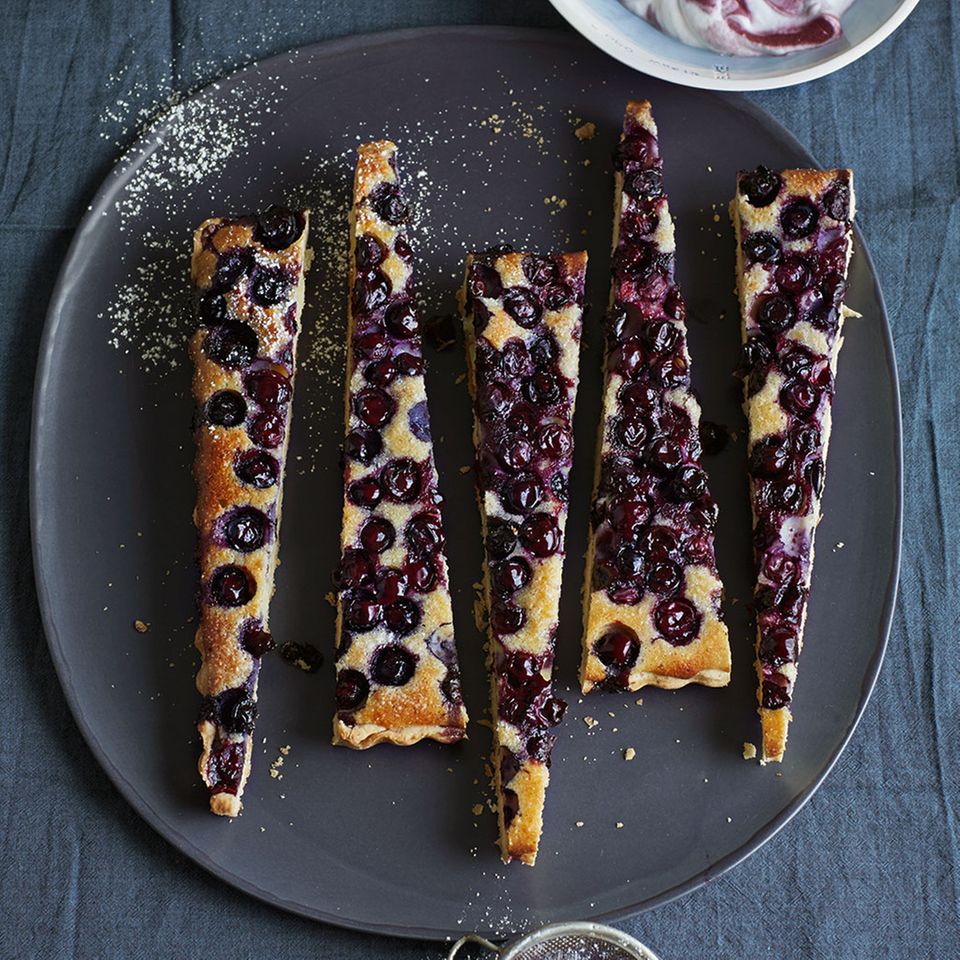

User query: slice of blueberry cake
[333,141,467,748]
[190,206,310,816]
[580,101,731,695]
[731,165,855,763]
[461,246,587,866]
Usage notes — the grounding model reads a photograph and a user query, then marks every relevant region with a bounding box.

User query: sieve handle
[447,934,501,959]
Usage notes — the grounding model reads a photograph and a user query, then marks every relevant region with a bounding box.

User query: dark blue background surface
[2,2,957,958]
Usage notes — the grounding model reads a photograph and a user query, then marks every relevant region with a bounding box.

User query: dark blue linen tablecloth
[2,2,957,958]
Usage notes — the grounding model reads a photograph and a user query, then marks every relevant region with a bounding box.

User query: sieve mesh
[509,932,639,960]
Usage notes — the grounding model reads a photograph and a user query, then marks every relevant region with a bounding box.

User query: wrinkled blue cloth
[1,2,956,958]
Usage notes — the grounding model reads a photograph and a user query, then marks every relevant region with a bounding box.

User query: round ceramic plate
[32,27,901,941]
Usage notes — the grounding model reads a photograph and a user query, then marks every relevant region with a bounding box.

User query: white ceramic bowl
[548,0,919,90]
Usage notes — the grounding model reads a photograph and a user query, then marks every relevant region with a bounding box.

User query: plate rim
[29,25,903,941]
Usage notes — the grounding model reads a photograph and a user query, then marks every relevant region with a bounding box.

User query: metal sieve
[447,922,662,960]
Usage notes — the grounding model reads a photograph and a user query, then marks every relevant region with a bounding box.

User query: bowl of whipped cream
[548,0,919,89]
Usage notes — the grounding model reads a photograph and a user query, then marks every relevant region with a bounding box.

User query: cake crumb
[635,698,643,706]
[575,820,584,828]
[459,465,472,474]
[742,742,757,760]
[574,121,596,141]
[472,803,484,816]
[616,821,624,829]
[624,747,636,761]
[133,619,149,633]
[583,716,598,729]
[325,592,336,608]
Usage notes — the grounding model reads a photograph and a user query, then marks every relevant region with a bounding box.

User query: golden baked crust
[332,141,467,748]
[191,207,310,815]
[731,163,855,763]
[580,101,731,695]
[461,246,588,866]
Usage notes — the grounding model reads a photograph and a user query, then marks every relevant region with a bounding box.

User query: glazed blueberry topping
[761,675,791,710]
[384,599,421,635]
[218,690,258,735]
[364,358,397,387]
[360,517,395,554]
[781,200,819,240]
[204,322,258,369]
[207,390,247,427]
[624,168,663,199]
[210,565,254,607]
[235,449,279,488]
[380,458,421,502]
[241,622,275,658]
[742,166,782,207]
[441,670,463,705]
[335,669,370,711]
[780,380,822,418]
[211,249,252,292]
[502,789,519,830]
[503,473,544,514]
[519,513,560,557]
[354,387,396,428]
[405,557,438,594]
[595,626,640,671]
[245,369,291,408]
[503,288,543,328]
[757,294,796,334]
[374,568,409,605]
[345,596,382,632]
[345,429,383,464]
[199,292,229,326]
[206,740,244,792]
[256,206,303,250]
[490,600,526,635]
[468,263,503,301]
[370,183,409,225]
[384,300,420,339]
[487,519,519,561]
[371,644,417,685]
[394,352,424,377]
[352,268,391,314]
[408,401,432,442]
[335,549,375,590]
[223,507,269,553]
[349,475,383,508]
[743,232,782,265]
[405,512,444,557]
[355,330,390,361]
[823,180,850,221]
[775,256,811,292]
[355,233,386,269]
[654,597,701,646]
[250,266,291,306]
[493,557,532,596]
[249,411,285,448]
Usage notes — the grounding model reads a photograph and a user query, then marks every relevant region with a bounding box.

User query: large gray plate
[31,27,901,941]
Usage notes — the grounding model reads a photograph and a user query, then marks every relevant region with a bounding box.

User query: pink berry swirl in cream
[621,0,856,56]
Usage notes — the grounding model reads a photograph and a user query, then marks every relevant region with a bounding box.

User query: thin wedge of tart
[190,206,309,816]
[731,164,855,763]
[333,141,467,748]
[461,245,587,865]
[581,100,731,694]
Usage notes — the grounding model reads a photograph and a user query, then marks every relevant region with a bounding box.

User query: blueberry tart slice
[190,206,309,816]
[461,246,587,865]
[333,141,467,748]
[581,101,731,694]
[731,164,855,762]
